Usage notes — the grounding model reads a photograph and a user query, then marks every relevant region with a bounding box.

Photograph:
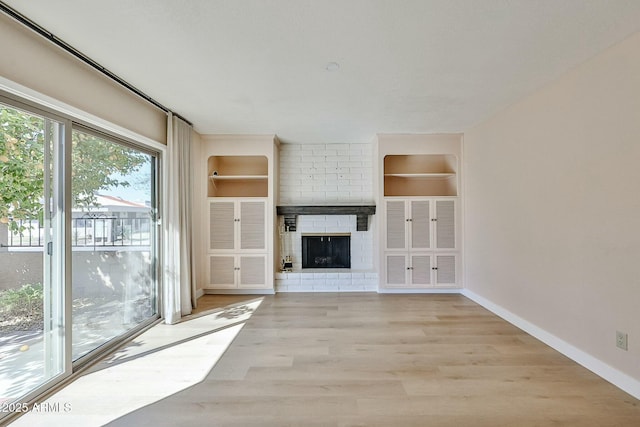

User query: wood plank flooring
[190,294,260,316]
[108,293,640,426]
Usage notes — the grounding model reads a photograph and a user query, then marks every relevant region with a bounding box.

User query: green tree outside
[1,105,147,230]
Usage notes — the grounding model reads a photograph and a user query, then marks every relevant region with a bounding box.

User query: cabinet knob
[431,218,437,221]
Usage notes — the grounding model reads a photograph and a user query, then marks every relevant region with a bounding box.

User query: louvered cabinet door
[385,255,408,286]
[209,201,236,250]
[208,255,236,288]
[435,199,455,249]
[238,255,267,288]
[239,200,266,250]
[410,254,432,286]
[410,200,431,250]
[383,197,459,289]
[385,200,407,250]
[434,255,456,287]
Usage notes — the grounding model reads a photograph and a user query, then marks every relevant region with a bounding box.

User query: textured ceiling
[5,0,640,143]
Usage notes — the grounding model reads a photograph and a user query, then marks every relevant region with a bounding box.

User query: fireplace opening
[302,235,351,269]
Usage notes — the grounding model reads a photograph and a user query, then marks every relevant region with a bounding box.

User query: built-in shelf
[384,154,457,196]
[209,175,269,180]
[384,173,455,179]
[208,155,268,197]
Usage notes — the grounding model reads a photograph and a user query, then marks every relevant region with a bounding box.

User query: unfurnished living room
[1,1,639,426]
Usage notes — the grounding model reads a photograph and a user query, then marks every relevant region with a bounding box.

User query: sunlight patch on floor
[11,298,263,427]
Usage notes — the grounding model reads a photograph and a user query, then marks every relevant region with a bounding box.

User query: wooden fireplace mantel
[276,205,376,231]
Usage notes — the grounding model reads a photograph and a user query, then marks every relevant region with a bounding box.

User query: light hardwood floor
[108,293,640,426]
[190,294,260,316]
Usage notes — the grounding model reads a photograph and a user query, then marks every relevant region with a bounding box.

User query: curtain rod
[0,1,193,127]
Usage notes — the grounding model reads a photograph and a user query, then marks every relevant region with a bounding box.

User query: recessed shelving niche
[384,154,457,196]
[208,155,268,197]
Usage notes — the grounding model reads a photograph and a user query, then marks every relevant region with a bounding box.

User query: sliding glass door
[0,101,66,403]
[0,96,160,417]
[71,128,158,361]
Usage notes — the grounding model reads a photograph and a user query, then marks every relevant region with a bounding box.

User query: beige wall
[464,32,640,383]
[0,13,166,143]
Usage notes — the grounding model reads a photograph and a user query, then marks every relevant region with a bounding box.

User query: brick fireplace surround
[275,143,378,292]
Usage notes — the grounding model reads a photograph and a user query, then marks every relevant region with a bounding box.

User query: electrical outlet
[616,331,628,351]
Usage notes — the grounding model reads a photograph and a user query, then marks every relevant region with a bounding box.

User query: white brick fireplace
[276,142,378,292]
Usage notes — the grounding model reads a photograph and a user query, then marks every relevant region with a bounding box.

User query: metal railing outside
[2,216,151,248]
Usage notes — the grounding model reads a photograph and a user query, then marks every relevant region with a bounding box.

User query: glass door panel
[0,103,65,404]
[71,128,157,361]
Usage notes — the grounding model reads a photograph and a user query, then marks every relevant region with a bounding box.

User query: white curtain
[163,113,196,324]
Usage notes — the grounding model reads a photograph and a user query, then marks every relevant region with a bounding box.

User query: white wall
[279,143,373,204]
[464,31,640,392]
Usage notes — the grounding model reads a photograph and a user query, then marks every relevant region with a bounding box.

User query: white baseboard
[195,288,205,299]
[275,288,375,293]
[377,288,463,294]
[461,289,640,400]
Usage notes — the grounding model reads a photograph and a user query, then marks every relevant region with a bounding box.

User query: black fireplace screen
[302,235,351,268]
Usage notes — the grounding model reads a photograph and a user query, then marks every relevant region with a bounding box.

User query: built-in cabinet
[197,133,461,293]
[200,135,278,293]
[207,199,268,289]
[376,134,462,290]
[383,198,458,287]
[209,200,267,251]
